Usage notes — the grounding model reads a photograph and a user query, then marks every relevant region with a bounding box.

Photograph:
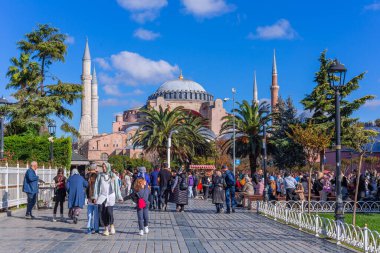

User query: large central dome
[148,73,214,102]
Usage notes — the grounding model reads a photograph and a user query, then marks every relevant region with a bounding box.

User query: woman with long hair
[52,168,66,222]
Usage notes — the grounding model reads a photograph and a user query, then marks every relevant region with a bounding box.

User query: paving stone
[0,199,353,253]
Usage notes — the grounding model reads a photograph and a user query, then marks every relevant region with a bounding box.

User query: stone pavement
[0,199,353,253]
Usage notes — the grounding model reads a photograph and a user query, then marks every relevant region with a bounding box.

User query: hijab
[71,168,80,176]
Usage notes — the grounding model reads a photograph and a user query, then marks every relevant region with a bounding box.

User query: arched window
[174,92,177,99]
[100,153,109,161]
[195,93,198,99]
[190,92,193,99]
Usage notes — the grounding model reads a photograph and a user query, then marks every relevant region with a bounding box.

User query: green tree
[301,50,374,170]
[5,24,82,136]
[220,100,270,176]
[270,97,306,170]
[132,106,213,164]
[344,125,377,225]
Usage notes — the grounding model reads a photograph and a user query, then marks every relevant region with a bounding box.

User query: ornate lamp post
[48,120,56,162]
[260,107,270,201]
[327,59,347,222]
[0,97,12,160]
[167,129,178,169]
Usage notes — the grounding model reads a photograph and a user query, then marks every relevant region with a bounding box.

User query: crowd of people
[22,161,380,236]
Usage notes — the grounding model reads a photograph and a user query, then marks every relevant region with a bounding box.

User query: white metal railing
[274,201,380,213]
[0,162,60,209]
[257,201,380,253]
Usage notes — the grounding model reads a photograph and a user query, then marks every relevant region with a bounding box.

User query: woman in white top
[124,170,132,196]
[94,162,123,236]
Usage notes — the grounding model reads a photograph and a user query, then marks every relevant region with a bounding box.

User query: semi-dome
[148,72,214,102]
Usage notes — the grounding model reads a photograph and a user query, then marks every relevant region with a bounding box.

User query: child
[131,178,150,236]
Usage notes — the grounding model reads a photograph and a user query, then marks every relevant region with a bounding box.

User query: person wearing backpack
[130,177,150,236]
[169,167,189,212]
[222,165,237,214]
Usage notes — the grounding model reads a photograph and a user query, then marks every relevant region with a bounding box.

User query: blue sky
[1,0,380,137]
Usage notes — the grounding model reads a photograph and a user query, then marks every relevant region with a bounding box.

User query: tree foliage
[269,97,306,170]
[220,100,270,175]
[108,155,153,173]
[132,106,214,164]
[5,24,82,136]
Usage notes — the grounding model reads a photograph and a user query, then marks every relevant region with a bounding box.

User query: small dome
[156,79,206,93]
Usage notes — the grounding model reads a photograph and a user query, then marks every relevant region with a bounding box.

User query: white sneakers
[139,227,149,236]
[103,228,110,236]
[110,225,116,235]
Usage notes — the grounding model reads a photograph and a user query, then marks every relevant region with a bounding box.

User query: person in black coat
[169,168,188,212]
[212,171,225,213]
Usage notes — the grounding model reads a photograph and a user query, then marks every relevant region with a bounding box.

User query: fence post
[274,203,277,221]
[256,200,260,215]
[336,220,341,245]
[315,214,319,237]
[298,210,302,230]
[364,224,369,253]
[285,208,289,224]
[5,161,9,212]
[16,162,20,208]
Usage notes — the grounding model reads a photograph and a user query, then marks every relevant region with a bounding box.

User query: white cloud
[103,84,145,97]
[181,0,235,18]
[134,28,161,41]
[116,0,167,23]
[94,58,112,70]
[248,19,298,40]
[364,99,380,108]
[364,2,380,11]
[65,34,75,44]
[97,51,178,87]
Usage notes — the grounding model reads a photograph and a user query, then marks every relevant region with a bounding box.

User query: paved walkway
[0,199,353,253]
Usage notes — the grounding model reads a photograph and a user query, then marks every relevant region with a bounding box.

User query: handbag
[138,197,146,209]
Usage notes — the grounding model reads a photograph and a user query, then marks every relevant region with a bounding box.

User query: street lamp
[167,129,178,169]
[327,58,347,223]
[223,88,237,176]
[48,120,56,162]
[260,107,270,201]
[0,96,12,160]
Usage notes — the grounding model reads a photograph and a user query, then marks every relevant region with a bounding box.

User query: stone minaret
[253,71,259,105]
[270,49,280,111]
[78,39,93,145]
[91,66,99,135]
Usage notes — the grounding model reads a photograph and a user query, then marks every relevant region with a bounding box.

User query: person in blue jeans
[150,166,160,209]
[222,165,237,214]
[23,161,42,219]
[86,164,99,234]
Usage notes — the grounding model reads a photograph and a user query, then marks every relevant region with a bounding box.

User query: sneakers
[144,226,149,234]
[60,214,65,222]
[25,214,31,219]
[103,228,110,236]
[232,209,236,213]
[139,230,144,236]
[86,228,92,235]
[226,210,231,214]
[110,225,116,235]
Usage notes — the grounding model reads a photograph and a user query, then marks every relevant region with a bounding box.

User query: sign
[235,159,240,165]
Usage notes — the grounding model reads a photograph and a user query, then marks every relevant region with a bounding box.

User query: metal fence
[257,201,380,253]
[0,163,60,209]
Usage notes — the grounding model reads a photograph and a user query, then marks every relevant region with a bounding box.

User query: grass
[317,213,380,232]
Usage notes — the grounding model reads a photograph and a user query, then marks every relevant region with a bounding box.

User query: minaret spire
[253,71,259,105]
[179,69,183,80]
[79,39,93,147]
[91,65,99,135]
[270,49,280,111]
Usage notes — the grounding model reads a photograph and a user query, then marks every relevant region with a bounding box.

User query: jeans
[188,187,194,198]
[137,207,149,230]
[87,204,99,231]
[225,187,237,211]
[160,186,168,207]
[215,203,223,212]
[286,188,296,201]
[151,186,160,208]
[26,193,37,215]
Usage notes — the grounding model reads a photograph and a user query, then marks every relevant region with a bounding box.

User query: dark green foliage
[269,97,306,170]
[4,135,72,168]
[108,155,153,173]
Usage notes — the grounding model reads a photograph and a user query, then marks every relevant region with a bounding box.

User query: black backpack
[179,175,188,190]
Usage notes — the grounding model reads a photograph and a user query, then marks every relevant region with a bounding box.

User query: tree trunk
[249,153,257,177]
[308,165,312,214]
[319,149,325,172]
[352,153,364,226]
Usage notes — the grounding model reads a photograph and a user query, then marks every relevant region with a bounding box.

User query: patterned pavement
[0,199,354,253]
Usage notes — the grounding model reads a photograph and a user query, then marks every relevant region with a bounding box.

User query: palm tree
[220,100,270,175]
[132,106,213,164]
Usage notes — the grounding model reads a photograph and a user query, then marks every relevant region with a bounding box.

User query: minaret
[270,49,280,111]
[78,39,93,145]
[253,71,259,105]
[91,66,99,135]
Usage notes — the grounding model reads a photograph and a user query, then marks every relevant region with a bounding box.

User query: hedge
[4,135,72,168]
[108,155,153,173]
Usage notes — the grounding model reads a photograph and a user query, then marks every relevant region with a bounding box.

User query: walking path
[0,199,353,253]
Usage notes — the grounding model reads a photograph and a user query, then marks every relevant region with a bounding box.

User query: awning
[189,165,216,170]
